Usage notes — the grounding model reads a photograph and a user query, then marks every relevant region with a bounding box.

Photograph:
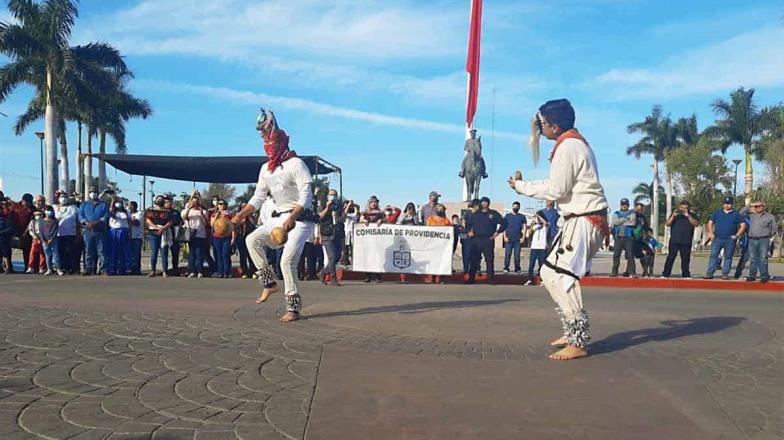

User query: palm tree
[93,76,152,191]
[704,87,777,206]
[626,106,678,241]
[632,182,664,205]
[0,0,128,202]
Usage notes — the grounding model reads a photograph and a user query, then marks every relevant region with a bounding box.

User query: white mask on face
[58,196,67,205]
[114,202,123,209]
[89,192,98,200]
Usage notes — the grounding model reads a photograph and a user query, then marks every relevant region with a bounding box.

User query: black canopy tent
[99,154,342,206]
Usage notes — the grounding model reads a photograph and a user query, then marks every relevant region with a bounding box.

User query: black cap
[620,198,630,205]
[723,196,734,205]
[480,196,491,204]
[470,198,481,206]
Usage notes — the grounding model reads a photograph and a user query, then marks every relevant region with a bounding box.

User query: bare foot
[279,311,300,322]
[256,285,280,304]
[548,345,588,361]
[550,336,568,347]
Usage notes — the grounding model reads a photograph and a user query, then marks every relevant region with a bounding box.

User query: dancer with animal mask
[233,109,318,322]
[508,99,610,360]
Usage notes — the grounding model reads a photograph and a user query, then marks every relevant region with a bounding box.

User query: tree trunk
[663,163,673,254]
[744,147,753,206]
[58,123,69,192]
[44,68,58,203]
[651,160,660,243]
[75,121,83,198]
[84,127,93,198]
[98,129,107,191]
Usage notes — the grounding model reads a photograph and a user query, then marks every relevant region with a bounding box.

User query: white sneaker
[524,280,533,286]
[44,270,52,276]
[57,270,64,276]
[197,273,203,278]
[503,269,510,274]
[187,273,195,278]
[25,268,35,274]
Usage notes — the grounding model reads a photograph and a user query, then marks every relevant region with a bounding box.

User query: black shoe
[464,279,475,285]
[760,277,769,284]
[745,276,756,282]
[609,273,617,278]
[704,275,713,279]
[363,277,371,283]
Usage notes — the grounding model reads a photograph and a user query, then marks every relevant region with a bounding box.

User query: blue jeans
[707,238,736,276]
[107,228,130,274]
[528,248,547,280]
[504,240,521,272]
[130,238,142,273]
[748,238,770,279]
[212,237,231,277]
[82,228,106,274]
[188,237,205,275]
[42,239,59,272]
[148,233,169,273]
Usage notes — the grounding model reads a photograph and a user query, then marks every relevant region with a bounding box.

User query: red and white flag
[465,0,482,128]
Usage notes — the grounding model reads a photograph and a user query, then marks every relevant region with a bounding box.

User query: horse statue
[459,129,488,201]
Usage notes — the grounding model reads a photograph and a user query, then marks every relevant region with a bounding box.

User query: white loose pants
[540,216,604,347]
[246,214,315,303]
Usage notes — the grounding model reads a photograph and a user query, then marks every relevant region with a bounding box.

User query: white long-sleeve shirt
[514,138,608,217]
[248,157,313,212]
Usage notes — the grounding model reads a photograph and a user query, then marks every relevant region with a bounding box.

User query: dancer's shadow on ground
[591,316,746,355]
[307,298,522,319]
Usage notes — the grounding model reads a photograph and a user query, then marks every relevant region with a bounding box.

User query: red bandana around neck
[263,129,298,172]
[548,129,589,162]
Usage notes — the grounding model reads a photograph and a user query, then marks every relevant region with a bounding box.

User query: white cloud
[593,26,784,100]
[135,79,526,142]
[76,0,464,61]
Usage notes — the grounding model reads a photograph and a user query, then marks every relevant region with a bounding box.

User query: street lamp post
[732,159,742,203]
[149,180,156,203]
[35,132,45,194]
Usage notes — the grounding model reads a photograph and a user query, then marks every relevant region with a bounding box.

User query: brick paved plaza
[0,275,781,439]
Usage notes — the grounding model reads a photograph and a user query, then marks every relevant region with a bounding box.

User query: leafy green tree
[665,138,733,218]
[202,183,236,204]
[704,87,778,206]
[234,184,257,207]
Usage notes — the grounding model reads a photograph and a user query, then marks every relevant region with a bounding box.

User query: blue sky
[1,0,783,211]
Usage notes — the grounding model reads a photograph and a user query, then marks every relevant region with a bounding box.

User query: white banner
[352,224,454,275]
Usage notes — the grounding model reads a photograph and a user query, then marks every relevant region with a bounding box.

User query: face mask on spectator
[58,196,67,205]
[328,195,336,202]
[513,208,519,213]
[114,202,123,209]
[89,192,98,201]
[45,210,55,218]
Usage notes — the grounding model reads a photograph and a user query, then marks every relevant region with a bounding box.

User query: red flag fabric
[465,0,482,127]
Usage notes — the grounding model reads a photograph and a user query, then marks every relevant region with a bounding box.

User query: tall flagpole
[463,0,482,201]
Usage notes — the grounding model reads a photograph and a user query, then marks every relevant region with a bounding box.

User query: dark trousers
[662,242,692,277]
[17,234,32,269]
[469,237,495,281]
[320,238,337,278]
[237,234,256,276]
[130,238,142,274]
[611,236,636,276]
[460,238,471,272]
[170,242,181,272]
[503,240,521,272]
[733,245,749,279]
[57,235,78,273]
[641,254,655,276]
[187,237,205,275]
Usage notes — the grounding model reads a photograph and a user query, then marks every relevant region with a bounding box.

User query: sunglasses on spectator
[751,204,763,208]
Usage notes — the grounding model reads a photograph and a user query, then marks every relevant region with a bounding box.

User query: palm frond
[41,0,78,48]
[13,91,45,135]
[0,59,38,102]
[7,0,41,25]
[70,43,130,78]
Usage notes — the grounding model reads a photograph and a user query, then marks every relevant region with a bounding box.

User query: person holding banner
[509,98,609,361]
[426,204,452,284]
[233,109,317,323]
[360,195,385,283]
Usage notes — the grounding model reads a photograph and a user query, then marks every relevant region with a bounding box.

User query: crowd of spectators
[0,187,778,285]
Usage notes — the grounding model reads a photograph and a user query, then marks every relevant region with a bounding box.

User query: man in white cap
[508,98,609,360]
